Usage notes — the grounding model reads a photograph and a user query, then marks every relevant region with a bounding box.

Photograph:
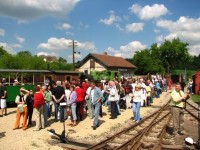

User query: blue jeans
[105,100,111,112]
[71,103,77,121]
[59,104,65,121]
[92,102,101,127]
[189,87,193,94]
[156,89,161,98]
[48,103,52,117]
[163,84,167,92]
[132,102,141,121]
[54,103,59,121]
[116,100,121,115]
[43,103,48,126]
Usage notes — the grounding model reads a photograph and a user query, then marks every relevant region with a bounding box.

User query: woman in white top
[107,81,119,119]
[132,84,143,123]
[64,84,71,119]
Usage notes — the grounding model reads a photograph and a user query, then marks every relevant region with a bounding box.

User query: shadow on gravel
[98,119,105,126]
[166,125,174,135]
[0,132,6,138]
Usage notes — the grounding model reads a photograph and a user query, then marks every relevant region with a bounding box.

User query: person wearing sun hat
[13,87,29,130]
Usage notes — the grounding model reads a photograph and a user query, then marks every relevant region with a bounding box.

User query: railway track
[88,103,171,150]
[161,98,200,150]
[48,95,199,150]
[185,99,200,121]
[88,99,199,150]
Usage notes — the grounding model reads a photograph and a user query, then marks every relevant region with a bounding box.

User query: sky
[0,0,200,63]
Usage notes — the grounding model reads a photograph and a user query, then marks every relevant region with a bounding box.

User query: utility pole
[69,40,79,71]
[72,40,75,71]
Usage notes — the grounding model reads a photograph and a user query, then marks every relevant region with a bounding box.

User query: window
[84,70,88,74]
[90,59,95,68]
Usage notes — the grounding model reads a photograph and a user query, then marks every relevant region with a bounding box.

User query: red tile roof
[90,53,137,68]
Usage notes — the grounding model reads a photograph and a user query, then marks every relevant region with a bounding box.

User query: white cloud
[120,41,146,52]
[16,35,25,43]
[115,24,124,31]
[129,4,169,20]
[107,47,118,54]
[57,23,72,30]
[189,44,200,56]
[106,41,147,58]
[65,31,74,36]
[38,37,70,50]
[156,35,164,44]
[77,42,96,51]
[38,37,96,52]
[67,53,82,60]
[79,22,90,29]
[156,16,200,56]
[0,0,80,21]
[0,42,21,54]
[0,28,5,36]
[99,11,121,25]
[154,29,160,33]
[37,51,58,57]
[125,23,144,32]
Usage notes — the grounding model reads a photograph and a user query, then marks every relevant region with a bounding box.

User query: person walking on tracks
[171,82,189,135]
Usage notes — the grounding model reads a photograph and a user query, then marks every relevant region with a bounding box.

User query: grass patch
[191,94,200,103]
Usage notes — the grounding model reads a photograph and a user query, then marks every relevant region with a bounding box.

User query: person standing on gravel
[107,81,119,119]
[171,82,189,135]
[13,87,29,130]
[67,85,77,126]
[33,85,45,131]
[0,82,7,117]
[42,85,52,127]
[132,84,143,123]
[52,81,65,122]
[85,81,93,119]
[90,81,102,130]
[26,89,34,127]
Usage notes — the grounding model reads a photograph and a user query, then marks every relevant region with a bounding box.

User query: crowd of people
[0,75,194,132]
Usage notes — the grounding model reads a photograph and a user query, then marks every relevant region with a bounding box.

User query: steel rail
[129,111,171,150]
[87,103,169,150]
[185,101,200,121]
[87,103,170,150]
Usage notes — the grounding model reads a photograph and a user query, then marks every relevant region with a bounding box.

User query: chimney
[103,52,107,55]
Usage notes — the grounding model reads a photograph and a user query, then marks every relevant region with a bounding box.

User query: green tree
[159,38,191,73]
[17,50,32,57]
[0,46,9,57]
[132,49,164,75]
[58,57,67,63]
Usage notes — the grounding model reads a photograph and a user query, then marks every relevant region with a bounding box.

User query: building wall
[193,70,200,94]
[78,58,106,74]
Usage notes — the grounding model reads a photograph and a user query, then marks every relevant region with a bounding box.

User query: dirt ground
[0,91,197,150]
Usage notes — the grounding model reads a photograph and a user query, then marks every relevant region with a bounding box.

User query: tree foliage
[0,47,72,70]
[132,38,193,75]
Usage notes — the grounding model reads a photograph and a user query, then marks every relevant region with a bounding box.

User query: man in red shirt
[75,82,85,121]
[82,79,88,94]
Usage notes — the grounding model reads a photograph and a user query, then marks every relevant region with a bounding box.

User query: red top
[75,87,85,102]
[82,81,88,94]
[33,92,44,108]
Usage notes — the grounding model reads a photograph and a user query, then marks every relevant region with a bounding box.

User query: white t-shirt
[65,89,71,102]
[91,89,94,103]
